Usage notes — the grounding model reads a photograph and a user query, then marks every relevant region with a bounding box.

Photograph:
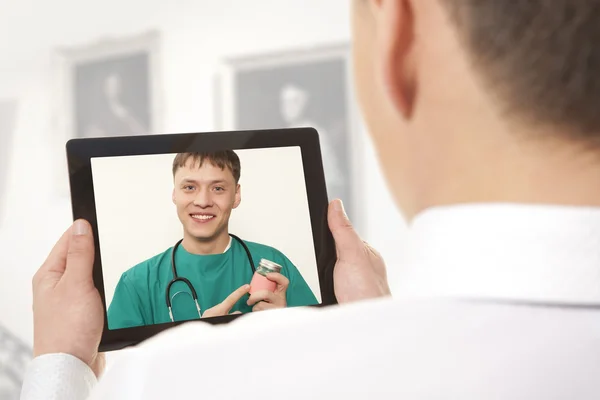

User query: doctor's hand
[328,199,391,303]
[202,284,250,318]
[247,273,289,312]
[32,219,105,378]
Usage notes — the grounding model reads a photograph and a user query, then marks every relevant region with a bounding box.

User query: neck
[414,127,600,220]
[181,231,230,255]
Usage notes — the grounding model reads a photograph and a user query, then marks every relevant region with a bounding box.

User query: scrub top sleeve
[279,255,319,307]
[107,274,148,330]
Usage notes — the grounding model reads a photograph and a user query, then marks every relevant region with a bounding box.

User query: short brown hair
[441,0,600,142]
[172,151,241,183]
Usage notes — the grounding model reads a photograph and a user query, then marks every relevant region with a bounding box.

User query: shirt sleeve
[20,353,97,400]
[107,274,148,330]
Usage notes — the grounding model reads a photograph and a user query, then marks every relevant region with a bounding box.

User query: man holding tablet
[107,150,317,329]
[21,0,600,398]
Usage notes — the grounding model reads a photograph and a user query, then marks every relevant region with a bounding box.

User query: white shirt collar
[223,236,232,253]
[394,203,600,305]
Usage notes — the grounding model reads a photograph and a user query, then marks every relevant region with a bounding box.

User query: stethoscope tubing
[165,234,255,321]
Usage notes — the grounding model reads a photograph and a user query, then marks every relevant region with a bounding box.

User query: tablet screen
[90,146,321,330]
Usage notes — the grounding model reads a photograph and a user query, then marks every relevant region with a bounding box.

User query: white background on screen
[91,146,321,307]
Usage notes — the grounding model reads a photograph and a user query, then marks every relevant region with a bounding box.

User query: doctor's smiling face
[172,152,241,249]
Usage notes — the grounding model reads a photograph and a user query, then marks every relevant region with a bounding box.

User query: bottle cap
[259,258,282,273]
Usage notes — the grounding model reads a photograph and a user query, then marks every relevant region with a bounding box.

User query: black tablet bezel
[66,127,338,352]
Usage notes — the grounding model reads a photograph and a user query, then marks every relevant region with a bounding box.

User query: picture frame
[0,324,32,399]
[214,43,364,230]
[0,99,17,226]
[51,30,163,196]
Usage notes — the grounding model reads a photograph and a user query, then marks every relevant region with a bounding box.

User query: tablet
[66,128,337,352]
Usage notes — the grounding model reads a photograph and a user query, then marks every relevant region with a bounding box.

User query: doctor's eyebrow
[180,178,229,186]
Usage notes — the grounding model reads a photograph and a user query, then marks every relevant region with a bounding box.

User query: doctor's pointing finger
[202,284,251,318]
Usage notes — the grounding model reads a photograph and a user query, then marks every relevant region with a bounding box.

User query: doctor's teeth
[193,215,213,220]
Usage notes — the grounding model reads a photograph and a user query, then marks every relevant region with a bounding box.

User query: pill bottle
[249,259,283,294]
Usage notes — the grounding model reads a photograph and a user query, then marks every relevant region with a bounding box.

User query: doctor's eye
[214,186,225,192]
[183,185,195,191]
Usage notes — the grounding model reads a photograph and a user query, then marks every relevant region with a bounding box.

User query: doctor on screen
[107,150,318,330]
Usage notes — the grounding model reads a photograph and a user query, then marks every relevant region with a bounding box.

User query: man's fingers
[265,272,289,288]
[219,284,250,312]
[328,199,364,261]
[37,226,72,276]
[64,220,95,284]
[247,290,276,306]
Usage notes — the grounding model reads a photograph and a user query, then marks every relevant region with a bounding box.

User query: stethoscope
[166,233,255,322]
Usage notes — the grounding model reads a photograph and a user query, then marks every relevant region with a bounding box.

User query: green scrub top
[107,238,319,330]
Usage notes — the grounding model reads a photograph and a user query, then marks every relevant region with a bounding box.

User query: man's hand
[329,199,391,303]
[32,220,105,377]
[202,284,250,318]
[247,273,289,312]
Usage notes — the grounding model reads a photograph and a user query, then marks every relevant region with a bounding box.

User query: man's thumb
[328,199,362,259]
[64,219,95,283]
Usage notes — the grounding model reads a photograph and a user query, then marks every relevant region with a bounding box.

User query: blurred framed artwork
[0,324,31,400]
[215,43,364,226]
[0,99,17,226]
[51,30,163,195]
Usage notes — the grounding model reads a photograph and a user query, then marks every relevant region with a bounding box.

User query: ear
[232,184,241,209]
[371,0,416,119]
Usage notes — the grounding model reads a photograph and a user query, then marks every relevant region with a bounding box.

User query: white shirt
[20,204,600,399]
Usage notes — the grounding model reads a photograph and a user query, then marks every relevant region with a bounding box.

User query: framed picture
[51,30,163,196]
[215,43,364,226]
[0,99,17,226]
[0,324,31,400]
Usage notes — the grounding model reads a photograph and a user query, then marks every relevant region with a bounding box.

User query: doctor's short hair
[172,151,241,183]
[440,0,600,142]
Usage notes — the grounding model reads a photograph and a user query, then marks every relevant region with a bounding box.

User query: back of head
[441,0,600,143]
[351,0,600,218]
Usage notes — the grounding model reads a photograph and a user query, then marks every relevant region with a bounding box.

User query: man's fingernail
[73,220,88,236]
[334,199,346,215]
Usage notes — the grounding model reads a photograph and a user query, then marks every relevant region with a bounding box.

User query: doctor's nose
[192,190,213,208]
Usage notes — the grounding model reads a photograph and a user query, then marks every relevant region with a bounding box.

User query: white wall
[93,147,320,305]
[0,0,408,347]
